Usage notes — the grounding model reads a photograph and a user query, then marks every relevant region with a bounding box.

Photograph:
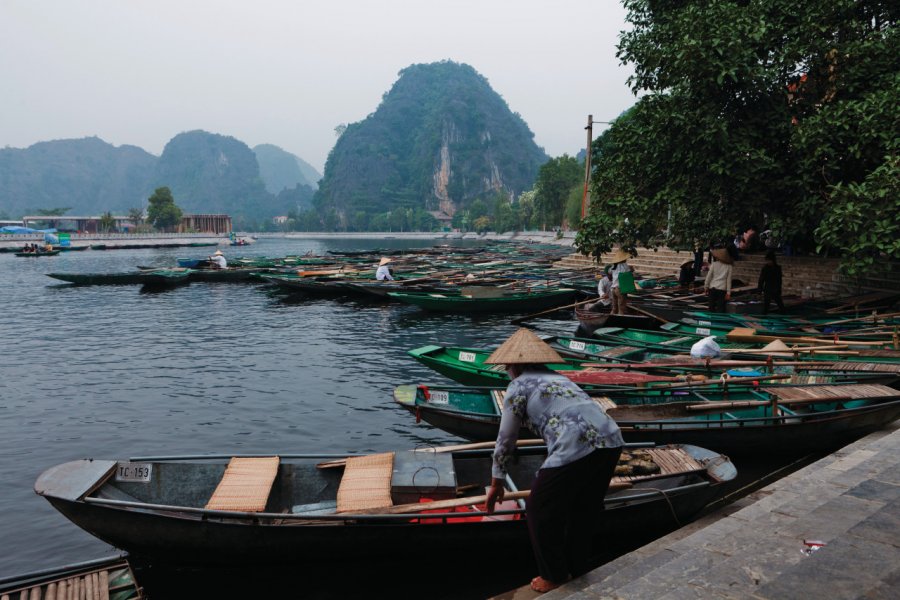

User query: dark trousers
[762,292,784,315]
[526,447,623,583]
[708,288,727,312]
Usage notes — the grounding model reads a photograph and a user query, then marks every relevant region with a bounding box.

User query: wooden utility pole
[581,114,593,219]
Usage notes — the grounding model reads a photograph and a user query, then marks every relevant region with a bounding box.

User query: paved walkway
[497,422,900,599]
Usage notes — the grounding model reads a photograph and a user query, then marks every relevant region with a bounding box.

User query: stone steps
[555,248,900,298]
[533,423,900,600]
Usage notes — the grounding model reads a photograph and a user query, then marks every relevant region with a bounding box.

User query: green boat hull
[389,288,578,314]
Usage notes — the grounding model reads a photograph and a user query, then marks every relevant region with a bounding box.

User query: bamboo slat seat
[491,390,506,413]
[336,452,395,513]
[205,456,280,512]
[612,447,705,484]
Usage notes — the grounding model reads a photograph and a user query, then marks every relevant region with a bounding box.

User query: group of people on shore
[591,240,785,316]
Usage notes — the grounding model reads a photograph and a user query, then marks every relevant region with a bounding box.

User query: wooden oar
[511,297,597,325]
[647,373,791,390]
[316,439,547,469]
[341,481,635,516]
[627,304,670,324]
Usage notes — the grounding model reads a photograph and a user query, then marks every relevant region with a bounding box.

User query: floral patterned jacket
[492,369,624,479]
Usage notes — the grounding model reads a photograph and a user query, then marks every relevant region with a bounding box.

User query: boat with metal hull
[393,384,900,456]
[15,249,61,257]
[388,288,578,314]
[47,269,191,287]
[35,443,735,566]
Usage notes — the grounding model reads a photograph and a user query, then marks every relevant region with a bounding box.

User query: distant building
[22,214,232,234]
[178,214,232,234]
[273,216,289,224]
[0,220,25,228]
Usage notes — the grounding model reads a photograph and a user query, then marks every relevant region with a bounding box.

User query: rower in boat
[209,249,227,269]
[485,328,624,594]
[376,257,394,281]
[586,265,612,312]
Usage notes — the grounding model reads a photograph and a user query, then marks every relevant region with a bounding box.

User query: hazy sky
[1,0,636,172]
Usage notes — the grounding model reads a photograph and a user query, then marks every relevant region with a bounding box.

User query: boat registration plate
[459,351,476,362]
[699,320,712,326]
[115,462,152,483]
[696,328,711,336]
[429,391,450,405]
[569,340,586,351]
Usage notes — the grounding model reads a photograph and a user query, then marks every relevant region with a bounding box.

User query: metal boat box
[390,450,457,504]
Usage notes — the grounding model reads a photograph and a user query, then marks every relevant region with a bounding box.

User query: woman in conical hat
[607,249,633,316]
[375,257,394,281]
[484,328,624,593]
[704,247,734,312]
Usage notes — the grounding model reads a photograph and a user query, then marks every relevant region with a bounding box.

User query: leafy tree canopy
[576,0,899,273]
[534,154,583,230]
[146,187,183,231]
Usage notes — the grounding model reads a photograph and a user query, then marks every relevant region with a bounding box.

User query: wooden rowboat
[35,443,735,565]
[0,556,141,600]
[393,383,900,456]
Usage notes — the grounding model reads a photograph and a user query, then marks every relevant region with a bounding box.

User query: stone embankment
[554,247,900,298]
[495,422,900,600]
[0,232,229,250]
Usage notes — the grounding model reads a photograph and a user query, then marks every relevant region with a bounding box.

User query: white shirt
[610,262,632,289]
[210,255,227,269]
[705,261,733,292]
[376,265,393,281]
[597,277,612,306]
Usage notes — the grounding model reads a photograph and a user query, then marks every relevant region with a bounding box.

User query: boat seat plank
[762,384,900,403]
[205,456,280,512]
[612,447,705,484]
[336,452,395,513]
[598,346,640,358]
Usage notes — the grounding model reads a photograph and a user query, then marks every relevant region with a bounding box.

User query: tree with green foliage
[146,187,183,232]
[576,0,899,271]
[534,155,582,230]
[36,207,71,216]
[99,212,116,233]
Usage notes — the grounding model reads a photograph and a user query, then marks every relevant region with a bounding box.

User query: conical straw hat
[379,257,392,266]
[761,339,791,356]
[711,248,733,265]
[484,328,565,365]
[608,248,632,264]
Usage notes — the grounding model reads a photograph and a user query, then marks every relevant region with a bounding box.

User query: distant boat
[388,288,578,314]
[15,249,60,257]
[47,269,190,287]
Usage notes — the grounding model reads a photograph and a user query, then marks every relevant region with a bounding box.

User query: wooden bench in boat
[612,447,705,485]
[205,456,280,512]
[491,390,617,414]
[335,452,395,513]
[760,383,900,407]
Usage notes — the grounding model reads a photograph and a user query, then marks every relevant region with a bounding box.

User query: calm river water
[0,237,579,584]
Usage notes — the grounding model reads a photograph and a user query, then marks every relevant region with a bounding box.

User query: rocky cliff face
[314,61,547,222]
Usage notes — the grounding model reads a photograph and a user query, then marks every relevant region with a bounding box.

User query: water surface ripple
[0,238,574,576]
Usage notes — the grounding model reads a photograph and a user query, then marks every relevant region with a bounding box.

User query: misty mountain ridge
[0,133,317,225]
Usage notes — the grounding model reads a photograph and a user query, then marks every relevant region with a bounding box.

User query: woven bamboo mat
[823,362,900,373]
[612,447,704,484]
[205,456,280,512]
[762,383,900,402]
[491,390,506,413]
[336,452,395,513]
[593,396,618,410]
